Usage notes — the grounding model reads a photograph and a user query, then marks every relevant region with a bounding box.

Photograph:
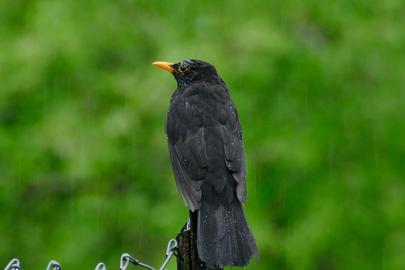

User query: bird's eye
[178,63,188,73]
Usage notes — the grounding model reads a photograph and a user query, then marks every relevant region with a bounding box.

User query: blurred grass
[0,0,404,269]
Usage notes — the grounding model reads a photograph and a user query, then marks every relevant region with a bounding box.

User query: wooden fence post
[176,212,222,270]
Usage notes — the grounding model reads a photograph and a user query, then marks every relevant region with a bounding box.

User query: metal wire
[94,263,107,270]
[3,239,178,270]
[120,239,178,270]
[120,253,155,270]
[3,259,20,270]
[158,239,177,270]
[46,260,62,270]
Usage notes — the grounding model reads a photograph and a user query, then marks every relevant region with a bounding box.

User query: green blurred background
[0,0,404,269]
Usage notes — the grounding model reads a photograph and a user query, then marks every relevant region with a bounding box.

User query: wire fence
[3,239,178,270]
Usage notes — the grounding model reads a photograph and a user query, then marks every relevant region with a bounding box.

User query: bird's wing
[219,101,247,203]
[167,87,246,209]
[167,106,207,211]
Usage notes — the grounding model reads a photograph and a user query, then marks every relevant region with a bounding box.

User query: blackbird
[153,59,257,268]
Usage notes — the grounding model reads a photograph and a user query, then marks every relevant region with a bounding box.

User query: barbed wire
[3,239,177,270]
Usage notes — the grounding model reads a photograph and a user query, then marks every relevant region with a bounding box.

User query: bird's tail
[197,197,258,268]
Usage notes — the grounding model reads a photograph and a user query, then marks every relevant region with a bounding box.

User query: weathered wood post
[176,212,223,270]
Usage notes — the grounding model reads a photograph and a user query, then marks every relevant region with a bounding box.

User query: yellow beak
[152,61,175,73]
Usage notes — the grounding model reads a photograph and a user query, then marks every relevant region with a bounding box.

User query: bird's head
[152,59,222,88]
